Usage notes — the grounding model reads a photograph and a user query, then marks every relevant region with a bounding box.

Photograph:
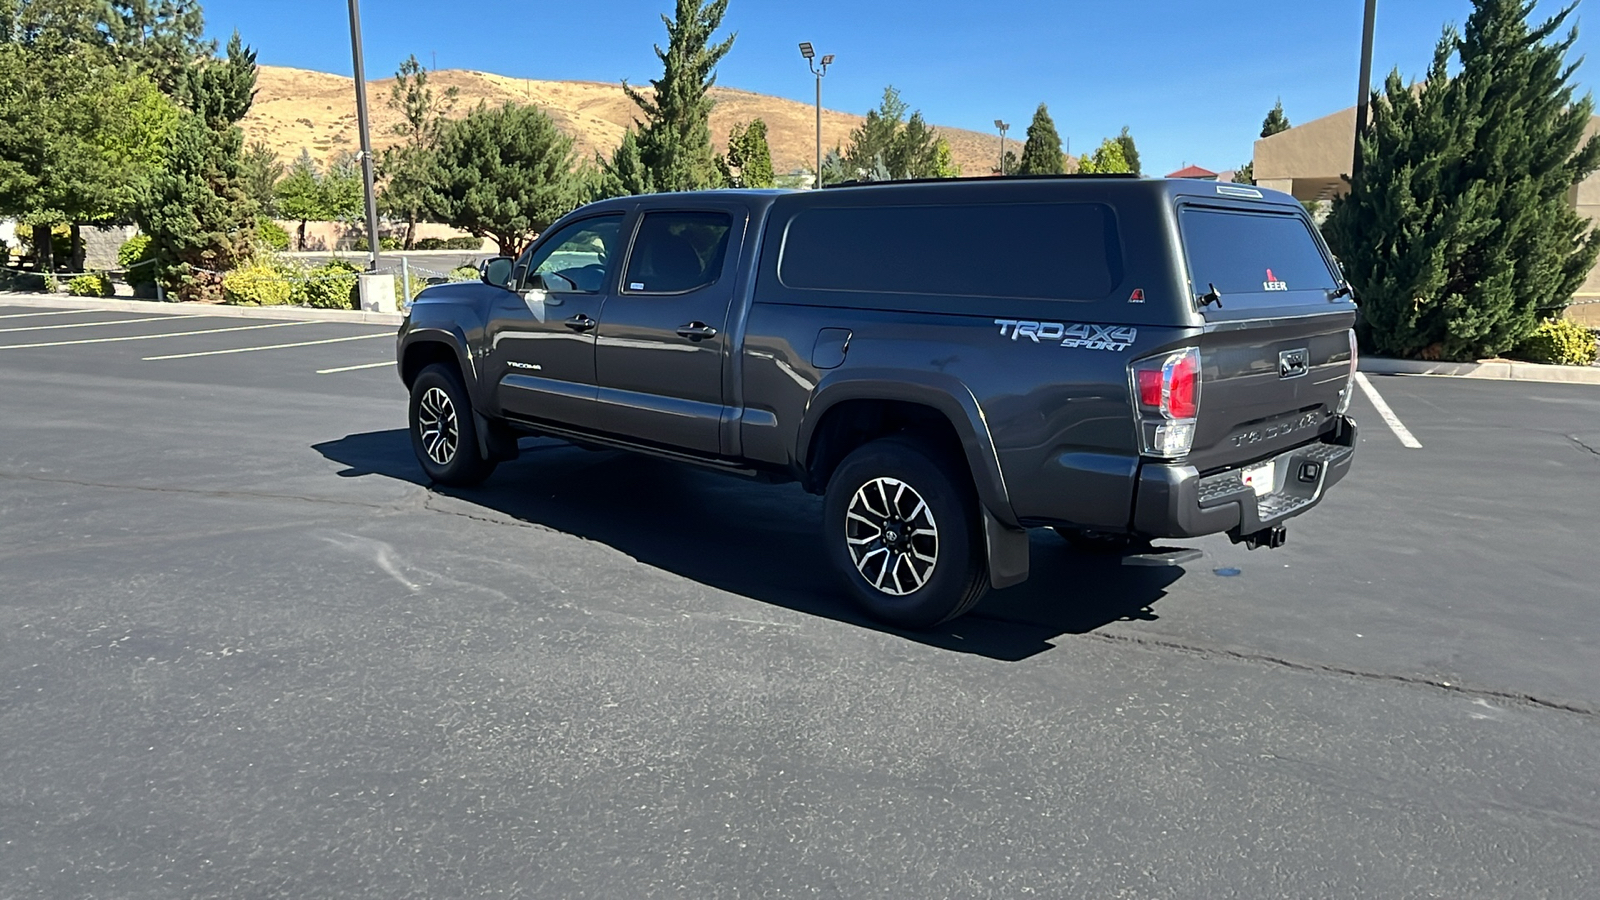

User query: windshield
[1180,207,1339,309]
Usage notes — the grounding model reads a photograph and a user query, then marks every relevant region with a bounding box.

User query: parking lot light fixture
[801,43,833,187]
[347,0,381,272]
[995,120,1010,175]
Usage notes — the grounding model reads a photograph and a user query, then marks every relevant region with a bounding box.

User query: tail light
[1336,328,1358,415]
[1130,347,1201,458]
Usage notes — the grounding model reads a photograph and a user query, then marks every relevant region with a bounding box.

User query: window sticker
[1263,268,1288,291]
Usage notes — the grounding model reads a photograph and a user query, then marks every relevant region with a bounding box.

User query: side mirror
[479,256,514,288]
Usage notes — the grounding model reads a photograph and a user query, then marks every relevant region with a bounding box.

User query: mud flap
[474,412,521,463]
[982,509,1030,590]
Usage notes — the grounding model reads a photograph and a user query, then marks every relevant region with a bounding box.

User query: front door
[484,213,625,430]
[594,208,745,455]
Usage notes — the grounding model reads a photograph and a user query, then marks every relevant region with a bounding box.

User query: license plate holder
[1242,460,1276,497]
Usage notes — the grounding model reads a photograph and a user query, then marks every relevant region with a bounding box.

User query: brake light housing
[1130,347,1201,459]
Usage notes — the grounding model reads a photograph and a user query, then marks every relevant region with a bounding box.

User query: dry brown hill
[245,65,1008,179]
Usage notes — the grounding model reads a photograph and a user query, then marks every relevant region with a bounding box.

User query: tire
[408,363,497,487]
[823,435,989,629]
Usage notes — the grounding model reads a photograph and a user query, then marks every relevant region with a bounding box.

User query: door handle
[564,314,597,333]
[676,322,718,341]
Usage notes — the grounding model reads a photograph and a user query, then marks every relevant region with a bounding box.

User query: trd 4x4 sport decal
[994,319,1138,352]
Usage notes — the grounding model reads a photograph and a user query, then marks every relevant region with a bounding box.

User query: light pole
[994,120,1010,175]
[1352,0,1378,179]
[799,42,833,188]
[347,0,381,272]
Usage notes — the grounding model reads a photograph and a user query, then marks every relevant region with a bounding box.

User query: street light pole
[994,120,1010,175]
[799,43,833,188]
[1353,0,1378,180]
[348,0,381,272]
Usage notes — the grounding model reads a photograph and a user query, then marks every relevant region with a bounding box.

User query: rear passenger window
[778,203,1121,301]
[624,211,733,294]
[1180,207,1338,300]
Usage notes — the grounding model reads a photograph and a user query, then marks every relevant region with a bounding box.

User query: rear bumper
[1132,418,1357,540]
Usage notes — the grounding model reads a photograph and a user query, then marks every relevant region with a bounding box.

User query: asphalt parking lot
[1,299,1597,898]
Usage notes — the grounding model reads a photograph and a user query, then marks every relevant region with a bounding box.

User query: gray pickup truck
[396,176,1358,628]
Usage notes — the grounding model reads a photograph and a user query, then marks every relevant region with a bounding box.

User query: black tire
[823,435,989,629]
[408,363,497,487]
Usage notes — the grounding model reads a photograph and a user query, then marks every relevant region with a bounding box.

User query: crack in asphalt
[1083,630,1599,719]
[1569,434,1600,457]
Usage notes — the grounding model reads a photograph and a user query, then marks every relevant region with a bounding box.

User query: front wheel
[409,363,497,487]
[823,436,989,629]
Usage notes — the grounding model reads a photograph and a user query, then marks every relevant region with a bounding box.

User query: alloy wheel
[845,476,939,596]
[417,386,459,466]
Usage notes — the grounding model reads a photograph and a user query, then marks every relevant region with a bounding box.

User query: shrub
[221,258,294,306]
[0,237,9,266]
[292,259,360,310]
[258,219,291,252]
[351,236,402,251]
[67,272,114,297]
[117,235,158,286]
[43,273,60,293]
[448,264,479,281]
[1511,318,1599,366]
[443,236,482,250]
[414,237,447,250]
[0,269,46,291]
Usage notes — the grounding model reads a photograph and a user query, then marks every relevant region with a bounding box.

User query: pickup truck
[396,176,1358,628]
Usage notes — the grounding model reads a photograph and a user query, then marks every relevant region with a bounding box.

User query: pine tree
[137,111,256,300]
[1115,126,1141,176]
[426,102,582,254]
[841,86,946,181]
[1232,161,1254,184]
[1015,103,1065,175]
[240,140,282,216]
[716,119,774,188]
[103,0,213,95]
[623,0,735,192]
[1325,0,1600,361]
[1261,99,1291,138]
[600,129,654,197]
[275,149,322,250]
[379,54,458,248]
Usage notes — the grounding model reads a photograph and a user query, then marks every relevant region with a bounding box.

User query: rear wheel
[823,436,988,629]
[409,363,497,487]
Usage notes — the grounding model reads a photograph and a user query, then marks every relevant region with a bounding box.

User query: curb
[0,292,406,326]
[1361,356,1600,385]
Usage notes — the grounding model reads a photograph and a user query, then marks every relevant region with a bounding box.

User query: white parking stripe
[317,361,394,374]
[1354,372,1423,449]
[0,320,310,351]
[0,315,177,334]
[143,332,392,360]
[0,309,101,320]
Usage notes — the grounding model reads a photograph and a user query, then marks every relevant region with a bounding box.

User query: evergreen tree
[1015,103,1065,175]
[1261,99,1291,138]
[933,137,960,178]
[716,118,774,188]
[623,0,735,192]
[1325,0,1600,361]
[426,102,582,254]
[275,149,323,251]
[599,129,654,198]
[379,54,458,247]
[137,111,256,300]
[1115,126,1141,176]
[841,86,947,181]
[992,150,1017,176]
[1233,161,1254,184]
[240,140,282,216]
[103,0,212,95]
[322,150,365,224]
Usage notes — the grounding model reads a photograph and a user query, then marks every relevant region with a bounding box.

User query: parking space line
[143,332,392,360]
[1354,372,1423,448]
[0,320,311,351]
[317,361,394,374]
[0,309,102,320]
[0,315,178,334]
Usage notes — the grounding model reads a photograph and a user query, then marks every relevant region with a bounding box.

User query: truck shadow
[315,430,1185,662]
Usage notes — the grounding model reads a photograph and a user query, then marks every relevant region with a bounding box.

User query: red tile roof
[1167,165,1218,179]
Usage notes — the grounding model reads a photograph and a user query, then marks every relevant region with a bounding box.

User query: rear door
[594,207,746,455]
[1178,204,1357,472]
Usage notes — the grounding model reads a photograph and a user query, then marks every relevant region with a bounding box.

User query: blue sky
[200,0,1599,177]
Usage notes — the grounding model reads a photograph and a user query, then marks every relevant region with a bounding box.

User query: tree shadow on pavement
[314,430,1186,662]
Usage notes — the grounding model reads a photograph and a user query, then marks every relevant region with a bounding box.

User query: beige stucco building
[1253,106,1600,325]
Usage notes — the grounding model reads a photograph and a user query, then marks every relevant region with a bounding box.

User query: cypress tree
[600,129,654,197]
[1015,103,1065,175]
[1114,126,1141,176]
[1261,99,1291,138]
[1326,0,1600,360]
[623,0,735,192]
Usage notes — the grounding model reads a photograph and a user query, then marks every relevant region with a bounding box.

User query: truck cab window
[623,211,733,294]
[516,215,623,293]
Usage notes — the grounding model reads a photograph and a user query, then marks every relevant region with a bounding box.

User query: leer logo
[1263,268,1288,292]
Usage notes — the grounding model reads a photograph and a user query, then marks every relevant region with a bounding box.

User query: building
[1253,105,1600,323]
